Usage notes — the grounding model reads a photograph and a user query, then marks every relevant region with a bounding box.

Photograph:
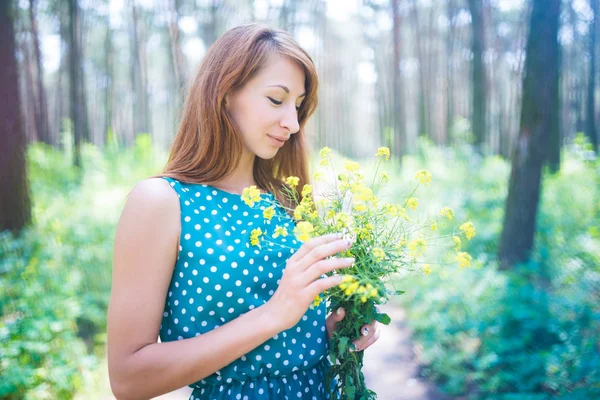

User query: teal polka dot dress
[159,178,338,399]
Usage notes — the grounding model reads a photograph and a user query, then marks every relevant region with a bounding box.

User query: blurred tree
[410,0,429,139]
[498,0,561,269]
[586,0,599,153]
[445,0,457,143]
[1,0,32,232]
[467,0,486,148]
[67,0,88,167]
[391,0,406,157]
[131,1,151,137]
[104,4,114,146]
[167,0,186,100]
[29,0,51,145]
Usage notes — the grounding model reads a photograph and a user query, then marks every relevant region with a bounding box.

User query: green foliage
[0,138,166,399]
[394,139,600,398]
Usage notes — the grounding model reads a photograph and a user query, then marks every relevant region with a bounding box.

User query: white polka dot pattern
[158,178,336,399]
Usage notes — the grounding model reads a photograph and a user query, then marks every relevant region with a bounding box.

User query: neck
[215,150,258,194]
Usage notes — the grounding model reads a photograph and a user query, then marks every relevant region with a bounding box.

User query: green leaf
[374,312,391,325]
[338,336,349,356]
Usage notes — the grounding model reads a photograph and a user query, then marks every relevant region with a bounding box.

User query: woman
[107,24,380,400]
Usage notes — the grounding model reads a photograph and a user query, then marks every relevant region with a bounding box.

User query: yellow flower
[263,206,275,220]
[344,281,360,296]
[293,204,304,221]
[397,237,407,248]
[459,221,477,240]
[423,264,431,275]
[373,248,386,262]
[301,184,312,197]
[431,221,438,231]
[406,197,419,210]
[285,176,300,188]
[319,158,329,167]
[313,171,324,182]
[383,203,397,217]
[354,203,367,212]
[452,235,462,250]
[456,252,473,268]
[316,198,329,209]
[250,228,263,247]
[342,275,355,283]
[319,146,332,158]
[396,207,409,221]
[380,172,389,183]
[241,185,262,207]
[361,295,368,303]
[414,170,432,186]
[273,226,288,238]
[407,234,427,258]
[440,207,454,221]
[294,221,314,242]
[312,294,322,307]
[369,287,378,298]
[375,147,390,160]
[344,161,360,173]
[352,184,374,202]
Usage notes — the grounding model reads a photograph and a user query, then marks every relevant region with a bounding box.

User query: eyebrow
[267,84,306,98]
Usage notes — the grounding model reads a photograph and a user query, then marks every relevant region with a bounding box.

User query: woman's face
[226,53,306,160]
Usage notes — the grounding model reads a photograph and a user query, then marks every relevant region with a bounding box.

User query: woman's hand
[326,306,381,352]
[266,233,355,331]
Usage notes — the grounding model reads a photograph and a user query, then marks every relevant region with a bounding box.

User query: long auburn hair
[161,24,318,211]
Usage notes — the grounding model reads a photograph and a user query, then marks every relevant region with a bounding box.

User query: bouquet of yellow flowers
[242,146,476,400]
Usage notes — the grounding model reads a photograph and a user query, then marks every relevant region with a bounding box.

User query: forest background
[1,0,599,398]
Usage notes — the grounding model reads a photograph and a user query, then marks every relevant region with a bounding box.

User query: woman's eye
[267,97,282,105]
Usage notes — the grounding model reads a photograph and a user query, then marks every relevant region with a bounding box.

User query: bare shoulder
[126,177,179,209]
[116,177,181,251]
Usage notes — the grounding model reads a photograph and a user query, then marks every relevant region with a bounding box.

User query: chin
[255,150,279,160]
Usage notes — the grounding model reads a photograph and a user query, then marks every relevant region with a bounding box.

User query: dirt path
[362,303,451,400]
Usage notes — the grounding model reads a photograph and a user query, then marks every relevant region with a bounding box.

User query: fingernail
[336,308,343,316]
[346,239,353,248]
[361,327,370,337]
[344,257,355,264]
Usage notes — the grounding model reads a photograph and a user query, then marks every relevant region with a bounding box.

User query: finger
[351,325,375,352]
[306,274,345,300]
[357,326,381,351]
[304,257,354,284]
[288,233,342,263]
[299,238,353,271]
[325,307,345,339]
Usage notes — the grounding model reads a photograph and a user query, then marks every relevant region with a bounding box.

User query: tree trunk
[467,0,486,148]
[446,0,457,144]
[131,2,150,137]
[29,0,51,145]
[104,13,114,147]
[498,0,561,270]
[68,0,85,167]
[410,0,428,138]
[167,0,186,121]
[0,0,32,233]
[392,0,406,156]
[586,0,599,153]
[21,33,38,143]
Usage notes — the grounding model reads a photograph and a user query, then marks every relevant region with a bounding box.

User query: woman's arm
[107,179,282,400]
[107,178,353,400]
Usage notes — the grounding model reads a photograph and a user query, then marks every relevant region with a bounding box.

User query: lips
[267,134,288,143]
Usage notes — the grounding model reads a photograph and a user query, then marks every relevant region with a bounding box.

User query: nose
[280,105,300,135]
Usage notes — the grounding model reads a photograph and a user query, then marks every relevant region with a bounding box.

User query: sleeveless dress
[159,178,338,400]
